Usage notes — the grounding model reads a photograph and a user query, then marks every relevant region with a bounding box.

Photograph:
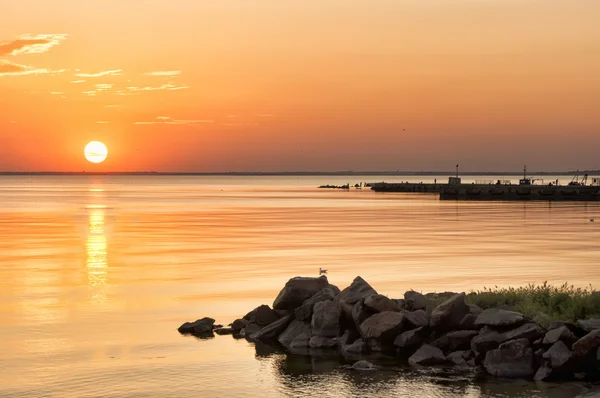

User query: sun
[84,141,108,163]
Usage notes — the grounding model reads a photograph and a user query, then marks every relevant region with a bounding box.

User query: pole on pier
[456,164,459,178]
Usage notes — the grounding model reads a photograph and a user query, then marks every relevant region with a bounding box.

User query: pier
[370,181,600,201]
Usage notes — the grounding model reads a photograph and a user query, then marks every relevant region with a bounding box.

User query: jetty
[371,170,600,201]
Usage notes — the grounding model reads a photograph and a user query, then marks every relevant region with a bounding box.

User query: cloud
[104,104,120,108]
[95,83,113,90]
[50,91,63,95]
[75,69,122,77]
[0,34,67,56]
[96,121,109,124]
[71,80,86,83]
[126,83,189,92]
[144,70,181,76]
[134,116,213,126]
[0,60,65,77]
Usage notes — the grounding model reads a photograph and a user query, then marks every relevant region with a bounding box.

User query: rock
[178,317,215,334]
[542,326,577,346]
[342,338,367,355]
[534,362,553,381]
[289,332,311,348]
[273,276,330,310]
[471,323,545,354]
[352,299,374,330]
[243,305,280,327]
[431,333,450,352]
[403,309,429,329]
[543,341,572,369]
[579,319,600,333]
[409,344,447,366]
[360,311,406,345]
[447,350,473,367]
[429,293,470,331]
[294,287,337,321]
[339,276,377,305]
[404,291,428,311]
[393,299,406,310]
[573,329,600,358]
[231,318,248,332]
[351,360,376,370]
[459,314,480,330]
[213,324,223,329]
[534,348,546,369]
[215,327,233,335]
[337,330,351,346]
[447,330,479,351]
[309,335,337,349]
[484,338,534,378]
[364,294,398,313]
[278,320,312,347]
[468,304,484,315]
[394,327,425,351]
[475,308,525,328]
[311,300,341,338]
[250,315,293,341]
[240,323,261,338]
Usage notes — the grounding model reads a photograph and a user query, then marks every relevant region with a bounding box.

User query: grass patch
[466,282,600,328]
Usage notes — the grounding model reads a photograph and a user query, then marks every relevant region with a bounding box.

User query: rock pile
[178,275,600,381]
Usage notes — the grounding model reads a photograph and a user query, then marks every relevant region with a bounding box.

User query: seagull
[319,267,327,275]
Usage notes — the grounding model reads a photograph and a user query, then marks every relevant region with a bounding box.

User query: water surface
[0,175,599,397]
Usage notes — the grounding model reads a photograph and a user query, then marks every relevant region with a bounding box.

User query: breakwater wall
[370,183,600,201]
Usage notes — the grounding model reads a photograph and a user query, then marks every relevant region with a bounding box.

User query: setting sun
[84,141,108,164]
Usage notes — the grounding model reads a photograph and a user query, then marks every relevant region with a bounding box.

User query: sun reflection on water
[86,209,107,287]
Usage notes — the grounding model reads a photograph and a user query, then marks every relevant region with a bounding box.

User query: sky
[1,0,599,172]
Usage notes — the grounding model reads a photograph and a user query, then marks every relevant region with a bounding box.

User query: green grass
[466,282,600,328]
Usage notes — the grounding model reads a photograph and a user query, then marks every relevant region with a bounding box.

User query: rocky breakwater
[178,276,600,382]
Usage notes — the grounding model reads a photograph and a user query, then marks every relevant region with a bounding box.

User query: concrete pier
[370,182,600,201]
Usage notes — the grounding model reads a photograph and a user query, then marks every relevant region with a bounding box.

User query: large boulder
[471,323,544,354]
[240,323,261,339]
[475,308,525,328]
[360,311,406,346]
[178,317,215,334]
[351,360,376,370]
[429,293,470,331]
[364,294,398,313]
[542,341,572,369]
[339,276,377,305]
[311,300,341,337]
[446,330,479,351]
[483,338,534,378]
[459,314,481,330]
[404,291,428,311]
[579,319,600,333]
[273,276,330,310]
[278,320,312,347]
[534,362,553,381]
[289,333,311,349]
[572,329,600,358]
[542,326,577,346]
[294,287,337,321]
[394,327,426,352]
[408,344,447,366]
[249,315,293,341]
[468,304,484,315]
[243,305,280,327]
[352,299,374,330]
[403,309,429,329]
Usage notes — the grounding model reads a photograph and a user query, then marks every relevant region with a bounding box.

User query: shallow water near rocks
[1,175,600,397]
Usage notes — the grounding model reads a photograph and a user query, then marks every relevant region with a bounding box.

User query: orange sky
[1,0,599,172]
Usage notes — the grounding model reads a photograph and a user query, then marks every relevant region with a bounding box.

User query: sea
[0,174,599,398]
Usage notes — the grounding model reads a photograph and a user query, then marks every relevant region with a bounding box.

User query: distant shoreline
[0,171,598,177]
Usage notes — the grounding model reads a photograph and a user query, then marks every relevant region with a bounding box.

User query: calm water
[1,175,599,397]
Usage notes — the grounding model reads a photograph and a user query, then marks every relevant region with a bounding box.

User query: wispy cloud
[0,60,65,77]
[0,34,67,56]
[126,83,189,92]
[71,79,86,83]
[50,91,63,95]
[104,104,120,108]
[75,69,122,77]
[96,121,109,124]
[134,116,213,126]
[95,83,113,90]
[144,70,181,76]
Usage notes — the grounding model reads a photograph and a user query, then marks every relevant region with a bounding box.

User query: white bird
[319,267,327,275]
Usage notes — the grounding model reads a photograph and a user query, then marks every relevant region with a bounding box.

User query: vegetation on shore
[463,282,600,328]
